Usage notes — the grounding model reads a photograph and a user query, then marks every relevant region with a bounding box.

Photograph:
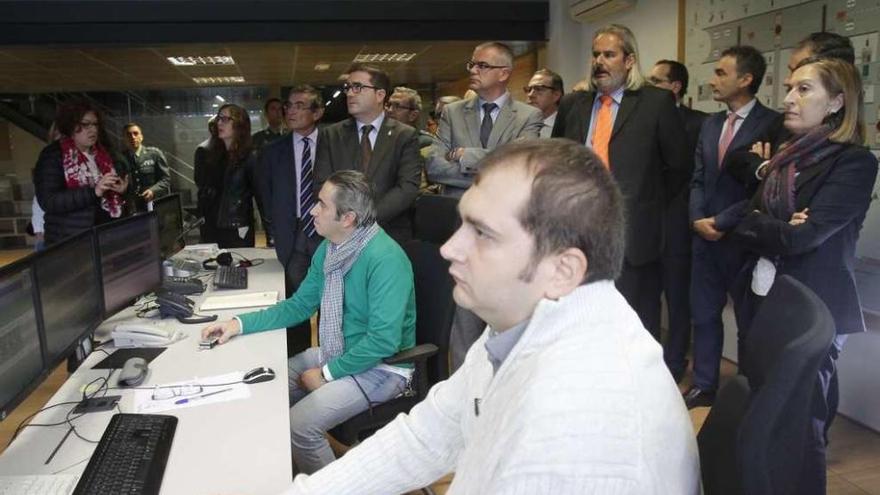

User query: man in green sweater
[201,170,416,474]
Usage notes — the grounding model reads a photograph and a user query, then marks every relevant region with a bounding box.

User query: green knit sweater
[238,229,416,379]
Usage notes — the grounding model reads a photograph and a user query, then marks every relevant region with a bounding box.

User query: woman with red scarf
[722,57,877,494]
[34,100,129,246]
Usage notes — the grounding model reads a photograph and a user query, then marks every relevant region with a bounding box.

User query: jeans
[287,347,408,474]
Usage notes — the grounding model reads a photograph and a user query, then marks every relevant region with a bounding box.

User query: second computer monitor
[33,229,104,368]
[152,193,183,259]
[97,212,162,318]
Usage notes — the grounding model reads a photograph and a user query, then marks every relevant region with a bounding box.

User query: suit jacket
[427,96,543,194]
[689,100,783,225]
[731,145,878,335]
[724,115,790,194]
[315,117,422,241]
[259,130,324,271]
[665,105,708,257]
[552,86,688,266]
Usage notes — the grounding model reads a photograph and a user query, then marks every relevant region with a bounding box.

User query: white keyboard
[0,474,79,495]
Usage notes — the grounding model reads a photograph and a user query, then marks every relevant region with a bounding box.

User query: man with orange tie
[553,24,687,341]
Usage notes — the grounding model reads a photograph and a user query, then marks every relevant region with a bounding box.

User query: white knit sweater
[283,281,701,494]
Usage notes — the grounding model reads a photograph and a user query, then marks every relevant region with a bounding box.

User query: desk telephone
[113,322,181,347]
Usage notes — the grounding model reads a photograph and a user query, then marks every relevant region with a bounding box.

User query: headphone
[202,251,257,270]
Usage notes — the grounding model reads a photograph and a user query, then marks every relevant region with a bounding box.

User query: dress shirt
[484,318,529,374]
[539,111,557,139]
[719,98,757,147]
[356,114,385,149]
[291,128,319,219]
[477,92,510,124]
[585,86,625,148]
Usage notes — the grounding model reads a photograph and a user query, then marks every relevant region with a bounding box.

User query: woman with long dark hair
[33,99,129,246]
[212,103,258,248]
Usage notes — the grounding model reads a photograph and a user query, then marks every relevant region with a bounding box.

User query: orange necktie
[592,95,613,169]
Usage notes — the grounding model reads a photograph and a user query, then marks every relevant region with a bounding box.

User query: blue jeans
[287,347,408,474]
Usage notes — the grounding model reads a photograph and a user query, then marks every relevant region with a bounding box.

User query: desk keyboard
[213,265,248,290]
[0,474,79,494]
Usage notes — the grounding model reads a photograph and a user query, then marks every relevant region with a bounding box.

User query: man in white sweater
[284,139,700,494]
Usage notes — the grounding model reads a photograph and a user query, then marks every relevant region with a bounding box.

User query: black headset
[202,251,262,270]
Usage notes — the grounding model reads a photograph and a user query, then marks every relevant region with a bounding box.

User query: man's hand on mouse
[200,319,241,344]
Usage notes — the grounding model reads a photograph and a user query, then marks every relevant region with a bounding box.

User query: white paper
[134,371,250,413]
[751,256,777,296]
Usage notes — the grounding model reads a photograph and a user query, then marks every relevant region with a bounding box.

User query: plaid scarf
[318,222,380,365]
[60,137,124,218]
[761,125,844,221]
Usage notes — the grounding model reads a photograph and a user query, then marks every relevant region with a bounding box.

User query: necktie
[480,102,497,148]
[360,124,373,171]
[299,137,316,237]
[717,112,741,169]
[592,95,613,169]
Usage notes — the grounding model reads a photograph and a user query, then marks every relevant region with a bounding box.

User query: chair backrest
[697,275,835,495]
[413,194,460,245]
[403,239,456,385]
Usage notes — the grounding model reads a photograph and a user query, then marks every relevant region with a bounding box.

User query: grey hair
[326,170,377,227]
[393,86,422,110]
[474,41,514,67]
[588,24,645,91]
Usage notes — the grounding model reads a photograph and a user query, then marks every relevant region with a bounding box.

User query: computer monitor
[32,229,103,368]
[151,193,183,259]
[96,212,162,319]
[0,259,46,421]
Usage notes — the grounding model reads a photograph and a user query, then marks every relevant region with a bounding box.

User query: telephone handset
[113,322,178,347]
[157,290,218,324]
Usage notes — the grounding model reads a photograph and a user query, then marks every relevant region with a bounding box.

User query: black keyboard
[161,275,205,295]
[213,265,248,290]
[73,413,177,495]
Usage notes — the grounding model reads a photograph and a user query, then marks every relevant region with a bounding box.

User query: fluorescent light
[353,53,416,63]
[167,56,235,66]
[212,103,219,108]
[192,76,246,85]
[332,90,342,98]
[314,63,331,71]
[215,95,226,102]
[164,105,171,110]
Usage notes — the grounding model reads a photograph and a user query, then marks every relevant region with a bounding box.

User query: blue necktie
[299,137,316,237]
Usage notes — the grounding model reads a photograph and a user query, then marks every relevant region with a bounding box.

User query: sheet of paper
[134,371,250,413]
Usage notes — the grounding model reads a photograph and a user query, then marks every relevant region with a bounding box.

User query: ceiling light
[352,53,416,63]
[167,56,235,66]
[314,63,331,71]
[212,103,219,108]
[164,105,171,110]
[192,76,246,85]
[215,95,226,102]
[332,90,342,98]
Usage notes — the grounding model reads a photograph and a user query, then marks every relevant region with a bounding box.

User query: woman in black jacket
[727,57,877,495]
[194,115,224,243]
[212,103,258,248]
[33,100,129,246]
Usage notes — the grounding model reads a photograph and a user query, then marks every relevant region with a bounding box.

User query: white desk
[0,248,292,494]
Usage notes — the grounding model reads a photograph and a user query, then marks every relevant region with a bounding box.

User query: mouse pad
[92,348,166,369]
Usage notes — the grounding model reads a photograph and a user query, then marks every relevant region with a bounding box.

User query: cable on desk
[52,455,90,475]
[6,401,84,448]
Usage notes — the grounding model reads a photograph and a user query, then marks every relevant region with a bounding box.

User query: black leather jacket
[216,150,259,229]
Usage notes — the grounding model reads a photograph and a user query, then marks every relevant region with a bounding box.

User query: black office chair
[413,194,460,245]
[329,239,456,445]
[698,275,835,495]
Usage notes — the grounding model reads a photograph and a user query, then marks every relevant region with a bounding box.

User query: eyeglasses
[342,82,379,94]
[385,102,418,112]
[78,121,99,129]
[466,61,509,72]
[523,84,556,94]
[283,101,314,112]
[216,115,234,124]
[151,384,203,401]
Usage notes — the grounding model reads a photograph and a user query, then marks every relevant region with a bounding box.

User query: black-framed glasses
[216,115,234,124]
[283,101,314,112]
[466,61,509,72]
[523,84,555,94]
[151,384,203,401]
[78,121,100,129]
[342,82,379,94]
[385,102,417,112]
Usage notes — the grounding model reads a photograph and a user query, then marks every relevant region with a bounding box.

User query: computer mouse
[243,367,275,384]
[118,357,149,387]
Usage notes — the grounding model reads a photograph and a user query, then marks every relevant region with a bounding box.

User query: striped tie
[299,137,316,237]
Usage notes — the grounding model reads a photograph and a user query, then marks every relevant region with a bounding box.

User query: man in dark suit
[316,63,422,243]
[685,46,783,408]
[552,24,688,341]
[649,60,708,382]
[260,85,325,356]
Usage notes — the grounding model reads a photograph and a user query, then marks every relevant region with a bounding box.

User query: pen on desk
[175,387,233,405]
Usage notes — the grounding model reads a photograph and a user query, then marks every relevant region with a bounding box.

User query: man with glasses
[315,64,422,243]
[259,85,326,356]
[385,87,434,148]
[427,41,543,197]
[525,68,564,138]
[648,59,707,382]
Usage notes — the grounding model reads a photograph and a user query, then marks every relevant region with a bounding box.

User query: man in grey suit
[316,64,422,243]
[427,41,543,197]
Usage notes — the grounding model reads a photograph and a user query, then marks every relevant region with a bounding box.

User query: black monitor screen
[0,261,44,421]
[152,193,183,259]
[33,230,103,367]
[97,212,162,318]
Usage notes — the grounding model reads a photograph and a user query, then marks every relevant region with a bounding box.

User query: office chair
[413,194,460,245]
[698,275,835,495]
[329,239,456,445]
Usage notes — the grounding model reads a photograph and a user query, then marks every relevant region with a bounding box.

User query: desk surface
[0,247,292,494]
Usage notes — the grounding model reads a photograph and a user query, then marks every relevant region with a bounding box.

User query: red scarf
[60,137,124,218]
